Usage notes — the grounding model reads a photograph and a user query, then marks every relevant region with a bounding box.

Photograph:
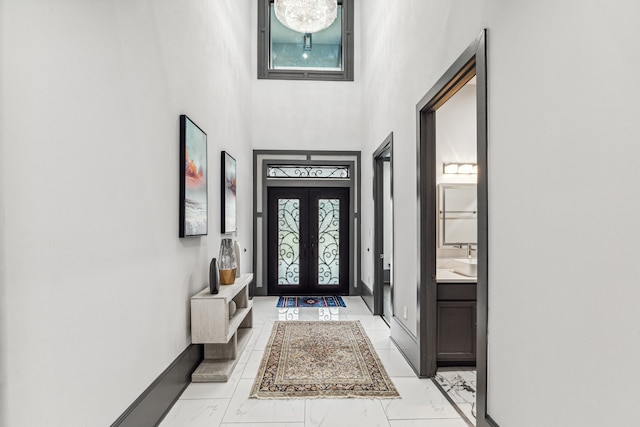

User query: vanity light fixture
[443,163,478,174]
[274,0,338,34]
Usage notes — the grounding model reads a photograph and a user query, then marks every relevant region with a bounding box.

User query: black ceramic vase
[209,258,220,294]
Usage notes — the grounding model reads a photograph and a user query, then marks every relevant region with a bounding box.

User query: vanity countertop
[436,258,478,283]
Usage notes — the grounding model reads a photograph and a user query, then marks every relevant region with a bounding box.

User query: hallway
[159,297,468,427]
[4,2,639,425]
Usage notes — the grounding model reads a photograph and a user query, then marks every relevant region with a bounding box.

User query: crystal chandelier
[274,0,338,34]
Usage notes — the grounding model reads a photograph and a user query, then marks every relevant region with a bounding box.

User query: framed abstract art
[221,151,237,233]
[179,115,208,237]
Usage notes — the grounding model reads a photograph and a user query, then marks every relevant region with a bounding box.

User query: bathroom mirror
[438,184,477,247]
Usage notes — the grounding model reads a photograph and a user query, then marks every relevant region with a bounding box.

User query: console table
[190,273,253,382]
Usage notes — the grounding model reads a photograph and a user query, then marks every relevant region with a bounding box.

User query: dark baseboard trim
[486,414,500,427]
[253,284,267,296]
[111,344,203,427]
[360,281,374,314]
[390,316,421,376]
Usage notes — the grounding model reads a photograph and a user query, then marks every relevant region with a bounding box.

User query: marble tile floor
[159,296,469,427]
[434,368,477,426]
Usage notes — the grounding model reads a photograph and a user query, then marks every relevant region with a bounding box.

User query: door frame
[267,186,350,296]
[415,30,494,426]
[372,133,394,317]
[253,154,360,296]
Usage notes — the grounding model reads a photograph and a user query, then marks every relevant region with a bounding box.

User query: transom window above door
[267,165,350,179]
[257,0,354,81]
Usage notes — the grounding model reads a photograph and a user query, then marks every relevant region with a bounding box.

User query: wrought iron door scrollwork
[268,165,349,179]
[277,199,300,285]
[317,199,340,285]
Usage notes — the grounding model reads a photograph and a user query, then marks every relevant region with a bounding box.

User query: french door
[267,187,349,296]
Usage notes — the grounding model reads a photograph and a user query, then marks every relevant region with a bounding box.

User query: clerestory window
[257,0,354,81]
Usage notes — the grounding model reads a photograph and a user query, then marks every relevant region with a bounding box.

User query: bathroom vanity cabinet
[436,282,477,365]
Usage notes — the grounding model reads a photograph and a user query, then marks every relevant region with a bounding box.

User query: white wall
[360,1,640,426]
[250,79,363,150]
[0,1,252,426]
[0,1,6,421]
[360,1,487,337]
[249,2,363,151]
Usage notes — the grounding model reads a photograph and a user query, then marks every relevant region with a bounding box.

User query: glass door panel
[317,198,340,285]
[277,198,300,285]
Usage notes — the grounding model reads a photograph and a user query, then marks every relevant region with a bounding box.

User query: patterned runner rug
[276,296,346,308]
[250,321,399,399]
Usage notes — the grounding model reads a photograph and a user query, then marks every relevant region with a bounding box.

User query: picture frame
[179,115,208,237]
[221,151,237,233]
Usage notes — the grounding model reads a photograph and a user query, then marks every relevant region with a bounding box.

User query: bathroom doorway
[415,30,490,426]
[373,134,393,324]
[432,77,478,426]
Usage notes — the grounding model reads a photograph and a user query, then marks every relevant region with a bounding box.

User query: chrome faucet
[467,243,476,259]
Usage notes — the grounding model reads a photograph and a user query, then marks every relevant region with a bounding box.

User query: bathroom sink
[452,258,478,277]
